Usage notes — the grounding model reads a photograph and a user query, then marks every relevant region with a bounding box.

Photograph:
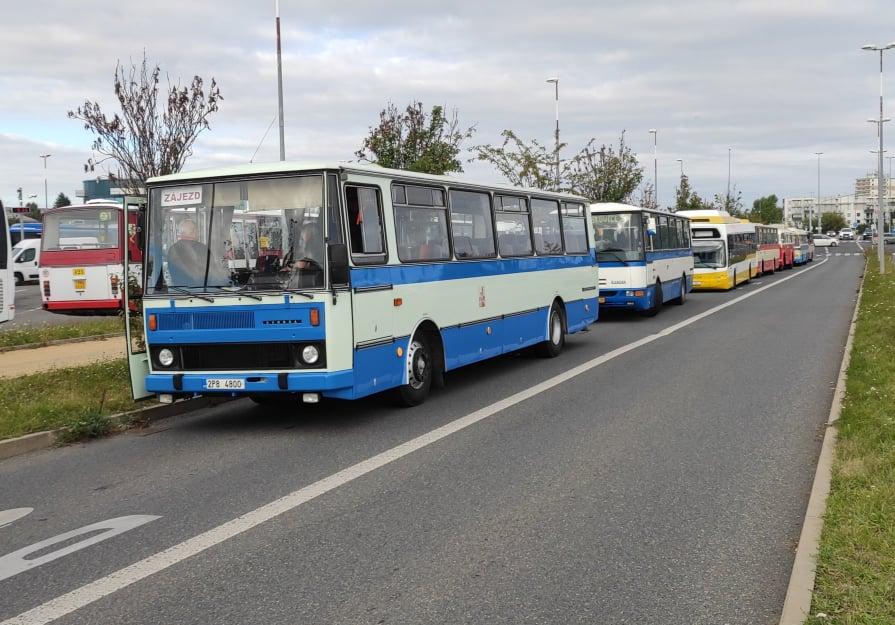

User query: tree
[748,194,782,224]
[470,130,563,191]
[68,52,222,192]
[356,101,475,175]
[565,134,643,203]
[471,131,644,201]
[713,187,744,216]
[53,192,71,209]
[821,212,846,233]
[673,174,711,211]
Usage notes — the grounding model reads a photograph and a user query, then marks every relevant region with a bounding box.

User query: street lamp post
[870,126,891,242]
[814,152,823,234]
[39,154,51,210]
[546,78,560,189]
[727,147,732,209]
[649,129,657,208]
[676,158,684,176]
[275,0,285,161]
[863,42,895,273]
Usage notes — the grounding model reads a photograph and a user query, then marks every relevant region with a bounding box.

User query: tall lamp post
[649,129,658,208]
[275,0,286,161]
[814,152,823,234]
[863,42,895,273]
[676,158,684,176]
[869,124,891,242]
[727,147,732,210]
[546,78,560,189]
[39,154,51,210]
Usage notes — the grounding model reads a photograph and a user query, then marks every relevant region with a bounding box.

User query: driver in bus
[286,219,324,287]
[166,218,230,288]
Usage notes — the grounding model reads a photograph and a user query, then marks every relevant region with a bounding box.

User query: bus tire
[673,274,687,305]
[641,281,662,317]
[536,302,565,358]
[394,334,433,406]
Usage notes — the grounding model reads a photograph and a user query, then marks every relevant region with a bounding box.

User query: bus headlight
[301,345,319,365]
[158,348,175,367]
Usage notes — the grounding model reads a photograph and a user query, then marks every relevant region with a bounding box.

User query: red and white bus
[755,224,781,274]
[769,224,795,269]
[40,199,144,314]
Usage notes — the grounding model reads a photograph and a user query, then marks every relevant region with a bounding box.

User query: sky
[2,0,895,211]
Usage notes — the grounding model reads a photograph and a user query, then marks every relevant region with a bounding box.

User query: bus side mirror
[646,217,657,236]
[328,243,350,285]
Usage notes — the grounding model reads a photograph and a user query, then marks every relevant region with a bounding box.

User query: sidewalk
[0,336,127,379]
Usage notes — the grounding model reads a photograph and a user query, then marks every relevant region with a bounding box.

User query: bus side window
[560,202,588,254]
[345,186,387,265]
[326,174,344,246]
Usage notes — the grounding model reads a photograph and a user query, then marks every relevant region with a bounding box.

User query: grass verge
[0,358,139,441]
[0,317,124,350]
[807,252,895,624]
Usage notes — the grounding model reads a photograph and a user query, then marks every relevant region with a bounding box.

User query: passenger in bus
[418,224,445,260]
[166,219,230,288]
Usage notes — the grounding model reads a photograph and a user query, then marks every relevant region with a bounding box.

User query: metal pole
[815,152,823,233]
[649,129,657,208]
[275,0,286,161]
[879,50,886,272]
[39,154,51,210]
[727,147,731,210]
[546,78,560,189]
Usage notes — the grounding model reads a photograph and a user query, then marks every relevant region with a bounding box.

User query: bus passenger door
[123,198,152,400]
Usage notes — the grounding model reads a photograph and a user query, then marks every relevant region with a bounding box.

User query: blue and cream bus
[125,163,599,406]
[590,203,693,315]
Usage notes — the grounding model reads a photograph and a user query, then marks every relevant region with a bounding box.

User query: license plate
[598,297,606,303]
[72,268,86,276]
[74,279,87,290]
[205,378,245,390]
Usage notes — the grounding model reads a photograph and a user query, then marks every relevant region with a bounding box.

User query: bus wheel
[641,281,662,317]
[395,335,432,406]
[537,303,565,358]
[673,274,687,305]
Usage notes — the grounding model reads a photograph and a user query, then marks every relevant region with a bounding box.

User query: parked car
[826,230,838,237]
[861,232,872,241]
[12,238,41,284]
[884,232,895,245]
[839,228,855,241]
[812,234,838,247]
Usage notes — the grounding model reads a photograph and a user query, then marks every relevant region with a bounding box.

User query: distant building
[74,176,144,203]
[783,173,895,231]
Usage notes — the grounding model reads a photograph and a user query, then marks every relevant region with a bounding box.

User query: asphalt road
[0,243,864,625]
[3,283,112,329]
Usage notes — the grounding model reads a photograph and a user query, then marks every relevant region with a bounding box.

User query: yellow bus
[679,210,756,290]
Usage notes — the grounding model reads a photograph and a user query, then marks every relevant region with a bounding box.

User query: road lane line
[1,258,830,625]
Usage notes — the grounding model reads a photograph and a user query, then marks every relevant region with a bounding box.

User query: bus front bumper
[691,270,733,290]
[598,286,655,311]
[146,370,354,397]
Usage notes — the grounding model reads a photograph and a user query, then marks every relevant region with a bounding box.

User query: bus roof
[589,202,691,219]
[146,161,590,203]
[42,201,124,215]
[677,209,741,224]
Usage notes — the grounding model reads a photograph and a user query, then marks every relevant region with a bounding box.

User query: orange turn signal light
[310,308,320,326]
[393,298,403,307]
[148,314,157,331]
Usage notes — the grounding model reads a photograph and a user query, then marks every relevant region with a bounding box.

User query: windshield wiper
[206,286,262,301]
[598,248,632,265]
[280,288,315,300]
[166,286,215,303]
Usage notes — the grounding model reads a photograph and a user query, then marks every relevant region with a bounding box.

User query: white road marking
[834,253,841,256]
[0,516,160,583]
[0,509,33,529]
[1,258,830,625]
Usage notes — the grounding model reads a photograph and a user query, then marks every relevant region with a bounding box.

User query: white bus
[590,203,693,315]
[0,214,13,323]
[128,163,599,406]
[680,209,756,290]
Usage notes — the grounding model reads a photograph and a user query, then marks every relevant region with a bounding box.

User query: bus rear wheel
[394,335,433,406]
[673,274,687,305]
[536,303,565,358]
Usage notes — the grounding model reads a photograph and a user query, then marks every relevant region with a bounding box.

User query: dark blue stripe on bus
[349,254,595,288]
[645,249,693,260]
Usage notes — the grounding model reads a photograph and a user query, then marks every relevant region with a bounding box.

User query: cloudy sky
[2,0,894,210]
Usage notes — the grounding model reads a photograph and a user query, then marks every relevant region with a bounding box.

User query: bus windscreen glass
[146,175,325,294]
[592,212,644,262]
[693,240,726,268]
[43,208,120,250]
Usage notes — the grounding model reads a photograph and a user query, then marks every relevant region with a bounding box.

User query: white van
[12,238,41,284]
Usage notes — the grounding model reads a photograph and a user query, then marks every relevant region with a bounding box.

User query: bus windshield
[592,212,643,262]
[693,240,726,268]
[145,175,326,294]
[43,207,120,251]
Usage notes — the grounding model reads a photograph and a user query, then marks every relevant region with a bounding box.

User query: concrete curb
[0,396,229,462]
[0,332,125,354]
[778,263,865,625]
